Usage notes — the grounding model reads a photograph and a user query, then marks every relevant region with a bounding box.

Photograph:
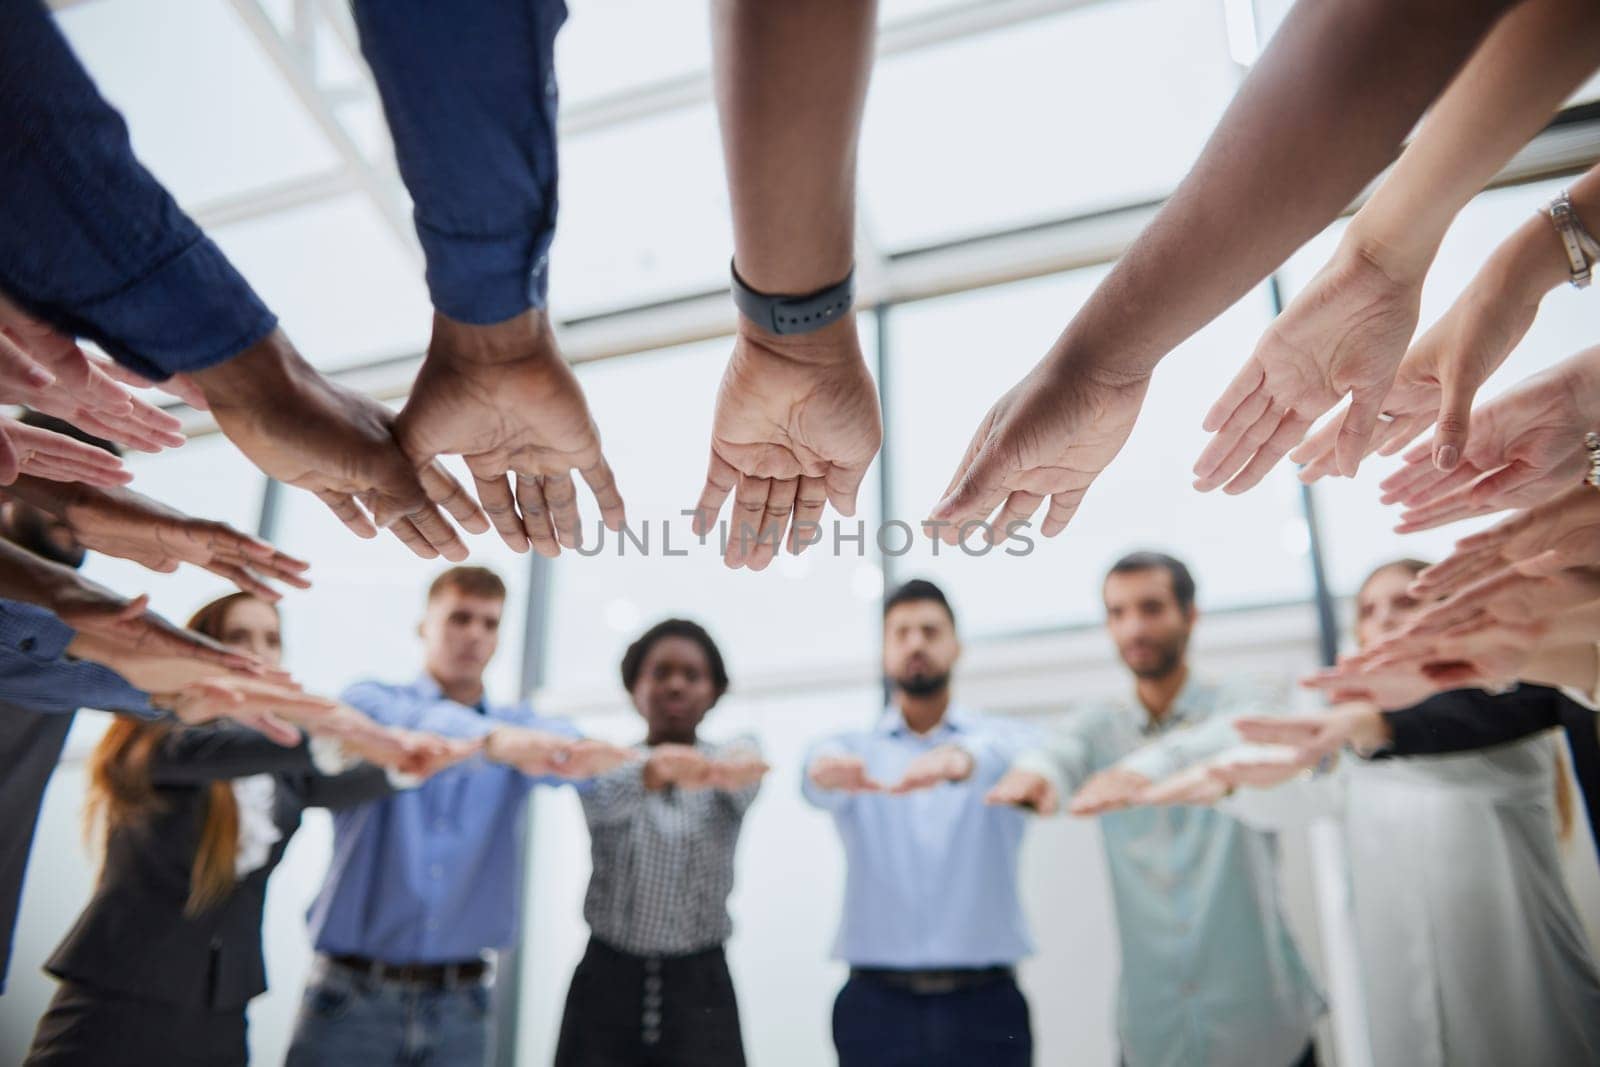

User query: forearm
[712,0,875,293]
[0,2,274,378]
[351,0,562,323]
[147,729,313,785]
[0,475,81,519]
[1057,0,1519,379]
[1349,0,1600,278]
[0,537,82,610]
[1520,641,1600,695]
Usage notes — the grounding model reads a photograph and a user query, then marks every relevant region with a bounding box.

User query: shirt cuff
[417,219,553,325]
[75,235,278,380]
[308,734,358,776]
[0,599,75,659]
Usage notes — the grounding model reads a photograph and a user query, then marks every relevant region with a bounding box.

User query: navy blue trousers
[832,972,1032,1067]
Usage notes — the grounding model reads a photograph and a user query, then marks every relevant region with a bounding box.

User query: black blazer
[45,726,391,1011]
[0,701,75,992]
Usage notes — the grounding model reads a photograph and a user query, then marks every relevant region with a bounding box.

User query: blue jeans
[285,956,491,1067]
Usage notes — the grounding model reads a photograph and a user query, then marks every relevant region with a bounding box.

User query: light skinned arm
[1201,0,1600,492]
[930,0,1526,540]
[1294,163,1600,482]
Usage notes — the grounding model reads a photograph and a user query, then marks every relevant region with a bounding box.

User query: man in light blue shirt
[287,566,629,1067]
[803,579,1036,1067]
[989,552,1325,1067]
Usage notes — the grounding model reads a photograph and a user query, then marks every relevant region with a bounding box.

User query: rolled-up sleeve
[351,0,566,324]
[0,1,276,378]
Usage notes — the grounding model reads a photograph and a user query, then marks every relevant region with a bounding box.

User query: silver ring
[1376,412,1397,425]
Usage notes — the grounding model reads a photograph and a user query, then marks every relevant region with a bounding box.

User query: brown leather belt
[330,953,488,989]
[850,965,1013,996]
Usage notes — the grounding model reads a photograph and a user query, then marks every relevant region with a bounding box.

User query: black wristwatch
[730,261,855,336]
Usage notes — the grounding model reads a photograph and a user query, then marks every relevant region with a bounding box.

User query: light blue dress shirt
[1013,675,1326,1067]
[802,704,1036,969]
[306,674,578,964]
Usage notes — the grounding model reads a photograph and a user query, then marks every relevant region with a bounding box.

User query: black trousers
[832,970,1032,1067]
[24,978,247,1067]
[554,937,747,1067]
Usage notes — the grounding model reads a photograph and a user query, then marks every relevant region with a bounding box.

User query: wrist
[1500,213,1576,300]
[429,309,560,369]
[1346,707,1392,756]
[1340,220,1436,288]
[734,313,861,368]
[190,329,311,410]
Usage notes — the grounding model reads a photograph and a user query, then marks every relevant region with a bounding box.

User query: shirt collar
[875,703,971,738]
[413,672,489,715]
[1134,674,1208,736]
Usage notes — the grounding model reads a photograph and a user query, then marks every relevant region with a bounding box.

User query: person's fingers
[539,470,584,550]
[245,547,313,589]
[1233,718,1319,746]
[1194,404,1278,491]
[1375,413,1431,458]
[1411,547,1504,599]
[1430,360,1485,473]
[823,461,867,521]
[236,708,304,747]
[928,436,1010,540]
[1288,418,1339,473]
[207,561,281,601]
[407,500,469,561]
[17,454,133,488]
[1222,412,1312,494]
[515,475,561,557]
[1394,493,1495,535]
[419,460,490,536]
[725,475,773,569]
[312,490,379,539]
[747,477,797,572]
[986,490,1044,546]
[1333,386,1389,478]
[693,449,739,537]
[1038,488,1087,539]
[579,455,626,533]
[1465,460,1563,512]
[1378,448,1469,505]
[386,517,441,559]
[470,470,529,553]
[0,332,56,392]
[1201,359,1265,434]
[788,475,829,555]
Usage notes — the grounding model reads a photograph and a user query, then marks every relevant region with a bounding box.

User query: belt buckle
[909,972,959,996]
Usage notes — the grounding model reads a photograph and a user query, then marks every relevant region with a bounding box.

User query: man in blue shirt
[802,579,1037,1067]
[988,552,1325,1067]
[287,566,629,1067]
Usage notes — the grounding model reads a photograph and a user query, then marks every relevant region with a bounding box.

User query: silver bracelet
[1585,431,1600,490]
[1546,191,1600,289]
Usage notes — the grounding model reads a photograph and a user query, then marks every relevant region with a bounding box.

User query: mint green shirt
[1013,675,1325,1067]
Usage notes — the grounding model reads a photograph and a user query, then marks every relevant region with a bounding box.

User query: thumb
[930,443,1008,526]
[1431,362,1481,473]
[1335,387,1386,478]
